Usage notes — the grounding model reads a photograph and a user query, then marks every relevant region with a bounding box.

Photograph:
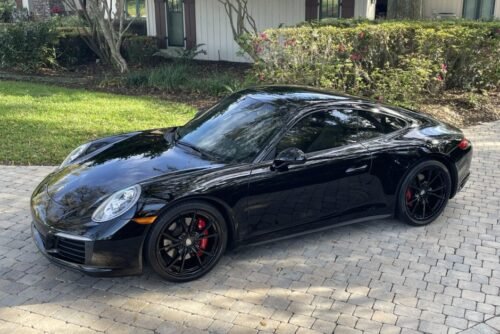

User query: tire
[397,160,452,226]
[145,201,227,282]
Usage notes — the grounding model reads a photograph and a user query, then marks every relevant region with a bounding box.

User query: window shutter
[305,0,319,21]
[155,0,167,48]
[184,0,197,50]
[342,0,355,18]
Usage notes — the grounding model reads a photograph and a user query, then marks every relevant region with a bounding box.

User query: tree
[217,0,259,61]
[64,0,133,72]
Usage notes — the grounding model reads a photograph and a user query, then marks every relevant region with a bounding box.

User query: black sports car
[31,86,472,282]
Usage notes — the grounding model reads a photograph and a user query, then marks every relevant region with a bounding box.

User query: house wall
[354,0,376,19]
[194,0,306,62]
[422,0,500,19]
[143,0,387,63]
[146,0,156,36]
[422,0,463,18]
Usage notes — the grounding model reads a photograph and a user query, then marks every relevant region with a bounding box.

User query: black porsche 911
[31,86,472,282]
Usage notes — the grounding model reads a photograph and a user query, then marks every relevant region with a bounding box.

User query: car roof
[236,85,421,123]
[237,85,376,110]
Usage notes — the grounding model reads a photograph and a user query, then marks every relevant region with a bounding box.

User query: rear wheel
[146,201,227,282]
[397,160,451,226]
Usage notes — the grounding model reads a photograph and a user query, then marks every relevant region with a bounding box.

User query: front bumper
[31,220,144,277]
[454,145,473,196]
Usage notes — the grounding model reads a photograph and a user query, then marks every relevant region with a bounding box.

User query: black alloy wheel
[146,201,227,282]
[398,160,451,226]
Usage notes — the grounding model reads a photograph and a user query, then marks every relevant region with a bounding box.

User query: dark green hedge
[0,21,159,71]
[0,21,59,71]
[56,30,97,67]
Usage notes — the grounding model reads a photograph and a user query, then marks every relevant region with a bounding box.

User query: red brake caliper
[405,189,413,206]
[197,217,209,256]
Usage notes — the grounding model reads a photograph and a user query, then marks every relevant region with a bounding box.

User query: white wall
[354,0,376,19]
[146,0,156,36]
[422,0,500,19]
[422,0,463,18]
[195,0,306,62]
[144,0,381,62]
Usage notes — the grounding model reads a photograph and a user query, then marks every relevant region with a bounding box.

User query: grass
[127,0,146,17]
[0,80,196,165]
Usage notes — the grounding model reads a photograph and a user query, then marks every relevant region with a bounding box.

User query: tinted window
[277,109,359,154]
[354,110,406,141]
[177,94,288,163]
[277,109,405,154]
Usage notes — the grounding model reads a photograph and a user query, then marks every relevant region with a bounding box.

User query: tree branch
[217,0,259,61]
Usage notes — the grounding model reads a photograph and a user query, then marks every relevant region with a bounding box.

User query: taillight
[458,138,471,150]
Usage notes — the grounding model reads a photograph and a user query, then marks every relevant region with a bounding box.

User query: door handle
[346,164,368,174]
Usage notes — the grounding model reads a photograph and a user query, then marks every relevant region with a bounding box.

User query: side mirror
[272,147,307,171]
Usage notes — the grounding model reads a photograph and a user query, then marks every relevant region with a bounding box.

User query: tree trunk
[110,48,128,72]
[63,0,132,72]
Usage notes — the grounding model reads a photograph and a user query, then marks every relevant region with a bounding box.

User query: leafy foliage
[0,21,59,71]
[56,30,97,67]
[0,0,15,23]
[250,21,500,107]
[121,35,159,65]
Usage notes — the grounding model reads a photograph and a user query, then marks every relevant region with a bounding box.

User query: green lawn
[0,81,196,165]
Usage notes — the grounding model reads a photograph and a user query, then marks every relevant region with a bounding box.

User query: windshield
[177,93,288,163]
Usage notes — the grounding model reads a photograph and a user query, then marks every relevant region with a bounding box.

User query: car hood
[42,129,221,212]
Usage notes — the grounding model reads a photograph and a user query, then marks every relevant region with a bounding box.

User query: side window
[276,109,406,155]
[276,109,358,154]
[353,110,406,142]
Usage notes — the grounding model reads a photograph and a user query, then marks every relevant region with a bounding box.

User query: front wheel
[397,160,452,226]
[145,201,227,282]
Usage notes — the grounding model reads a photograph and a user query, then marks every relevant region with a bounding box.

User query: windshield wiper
[177,140,217,161]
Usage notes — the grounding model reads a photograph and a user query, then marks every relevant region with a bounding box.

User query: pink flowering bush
[50,5,64,15]
[250,21,500,106]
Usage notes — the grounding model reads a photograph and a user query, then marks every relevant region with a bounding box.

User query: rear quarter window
[355,110,407,142]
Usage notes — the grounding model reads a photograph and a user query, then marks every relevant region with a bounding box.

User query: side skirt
[236,214,392,248]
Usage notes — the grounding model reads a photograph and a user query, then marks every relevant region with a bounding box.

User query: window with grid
[320,0,340,19]
[126,0,146,18]
[463,0,495,19]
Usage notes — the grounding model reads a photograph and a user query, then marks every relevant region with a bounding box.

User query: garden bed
[1,65,498,128]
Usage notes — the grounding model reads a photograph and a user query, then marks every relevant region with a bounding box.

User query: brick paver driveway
[1,121,499,334]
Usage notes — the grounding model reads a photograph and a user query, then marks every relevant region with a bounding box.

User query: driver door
[242,109,374,239]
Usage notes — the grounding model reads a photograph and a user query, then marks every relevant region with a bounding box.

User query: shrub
[0,21,59,71]
[126,18,147,36]
[125,69,149,86]
[124,63,251,96]
[147,63,191,91]
[0,0,14,23]
[122,35,159,65]
[56,30,96,67]
[251,21,500,106]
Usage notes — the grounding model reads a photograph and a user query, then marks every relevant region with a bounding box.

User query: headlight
[60,143,90,168]
[92,185,141,222]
